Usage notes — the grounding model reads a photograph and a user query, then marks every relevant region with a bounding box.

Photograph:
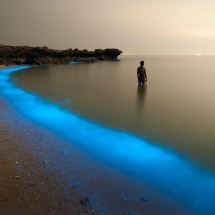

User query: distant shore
[0,44,122,66]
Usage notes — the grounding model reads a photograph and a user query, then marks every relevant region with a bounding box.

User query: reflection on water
[136,84,147,122]
[10,56,215,172]
[136,84,147,108]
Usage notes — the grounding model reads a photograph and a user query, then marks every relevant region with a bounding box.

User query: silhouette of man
[137,61,147,84]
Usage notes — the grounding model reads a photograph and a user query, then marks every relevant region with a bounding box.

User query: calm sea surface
[11,55,215,171]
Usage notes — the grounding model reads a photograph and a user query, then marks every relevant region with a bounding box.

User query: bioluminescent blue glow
[1,66,215,214]
[70,61,85,64]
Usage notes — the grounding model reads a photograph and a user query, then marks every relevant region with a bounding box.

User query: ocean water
[1,56,215,214]
[10,55,215,171]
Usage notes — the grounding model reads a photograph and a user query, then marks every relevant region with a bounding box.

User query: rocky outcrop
[0,44,122,65]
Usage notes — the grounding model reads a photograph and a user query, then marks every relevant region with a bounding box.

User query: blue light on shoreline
[1,66,215,214]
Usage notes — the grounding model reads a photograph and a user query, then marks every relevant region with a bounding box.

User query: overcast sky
[1,0,215,55]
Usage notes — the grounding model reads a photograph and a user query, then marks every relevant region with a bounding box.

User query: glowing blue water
[1,66,215,214]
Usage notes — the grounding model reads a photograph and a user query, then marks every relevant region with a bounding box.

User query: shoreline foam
[0,97,196,215]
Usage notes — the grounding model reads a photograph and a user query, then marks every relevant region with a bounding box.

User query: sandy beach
[0,97,96,214]
[0,65,197,215]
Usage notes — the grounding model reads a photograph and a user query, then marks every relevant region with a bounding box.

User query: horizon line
[121,54,215,56]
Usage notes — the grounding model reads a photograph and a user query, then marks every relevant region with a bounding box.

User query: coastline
[0,65,96,214]
[0,45,122,65]
[0,66,197,215]
[0,65,16,69]
[0,97,95,214]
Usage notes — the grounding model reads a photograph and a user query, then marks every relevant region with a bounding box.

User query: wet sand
[0,65,197,215]
[0,65,15,69]
[0,97,97,215]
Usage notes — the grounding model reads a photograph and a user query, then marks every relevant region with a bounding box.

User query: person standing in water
[137,61,147,84]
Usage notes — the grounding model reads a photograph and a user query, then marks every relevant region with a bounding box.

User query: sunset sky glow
[1,0,215,55]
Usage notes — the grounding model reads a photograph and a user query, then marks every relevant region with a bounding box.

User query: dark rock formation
[0,44,122,65]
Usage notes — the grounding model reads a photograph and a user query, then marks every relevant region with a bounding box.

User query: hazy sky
[1,0,215,55]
